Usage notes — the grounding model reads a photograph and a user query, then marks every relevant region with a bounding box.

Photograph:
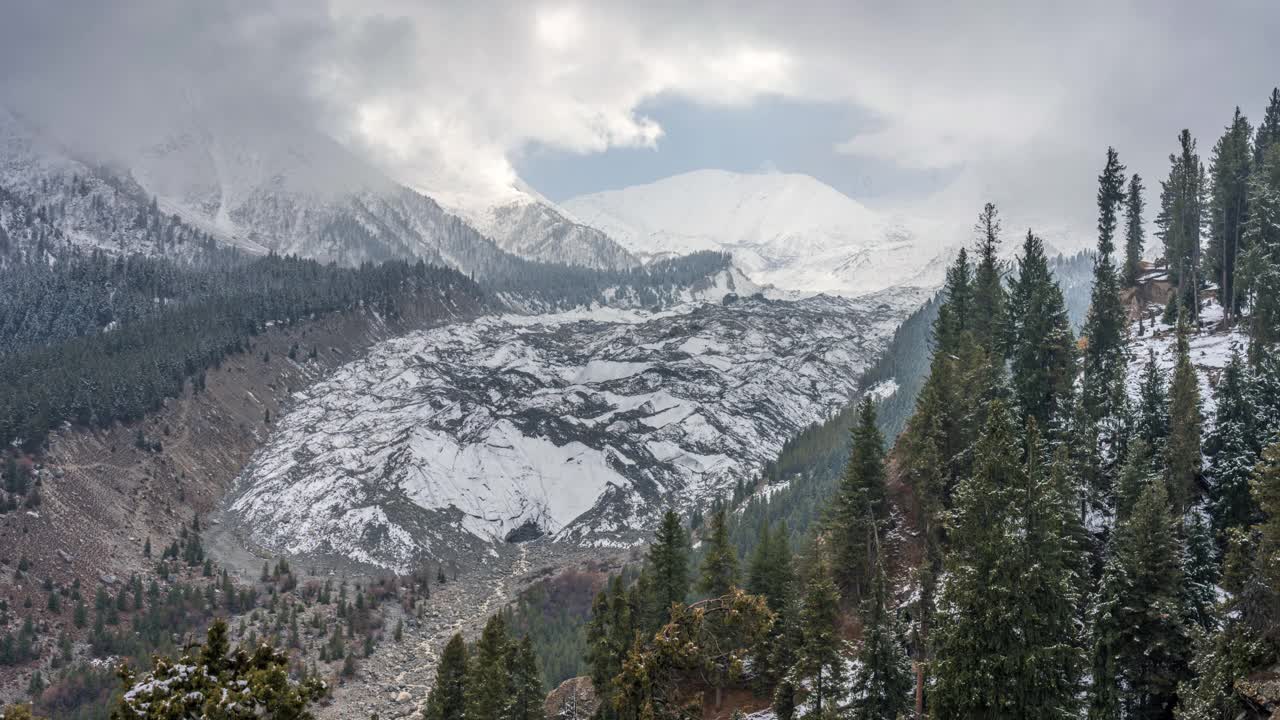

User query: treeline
[0,250,484,450]
[557,85,1280,720]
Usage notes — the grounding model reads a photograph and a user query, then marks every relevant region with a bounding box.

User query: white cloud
[1,0,1277,236]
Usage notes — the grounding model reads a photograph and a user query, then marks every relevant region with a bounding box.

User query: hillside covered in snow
[563,169,963,296]
[225,286,927,572]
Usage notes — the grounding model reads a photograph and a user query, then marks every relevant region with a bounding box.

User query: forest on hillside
[476,86,1280,720]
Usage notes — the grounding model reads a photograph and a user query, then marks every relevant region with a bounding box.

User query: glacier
[226,287,928,572]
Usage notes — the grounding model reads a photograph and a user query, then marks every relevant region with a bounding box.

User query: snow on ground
[227,289,926,572]
[1126,298,1247,422]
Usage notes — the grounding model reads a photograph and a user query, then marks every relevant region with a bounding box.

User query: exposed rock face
[226,288,927,572]
[544,676,599,720]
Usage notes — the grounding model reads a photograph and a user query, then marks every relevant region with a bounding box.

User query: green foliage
[1125,173,1147,286]
[932,406,1083,718]
[424,634,468,720]
[1088,480,1191,719]
[825,397,889,604]
[697,509,739,599]
[1082,148,1130,426]
[647,511,691,623]
[847,561,912,720]
[1205,107,1253,318]
[0,251,482,450]
[109,619,324,719]
[1009,229,1078,436]
[1157,130,1208,318]
[1167,318,1203,511]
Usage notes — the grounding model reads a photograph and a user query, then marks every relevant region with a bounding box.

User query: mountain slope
[564,169,958,296]
[225,287,928,572]
[0,105,638,273]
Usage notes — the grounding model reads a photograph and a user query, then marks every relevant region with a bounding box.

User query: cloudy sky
[3,1,1278,241]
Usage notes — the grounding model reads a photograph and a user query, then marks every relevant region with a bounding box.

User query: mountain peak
[563,168,950,296]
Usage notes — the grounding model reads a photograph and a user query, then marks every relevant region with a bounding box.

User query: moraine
[225,288,927,573]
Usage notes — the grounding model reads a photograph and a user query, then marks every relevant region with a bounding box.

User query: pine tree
[1181,512,1218,631]
[1082,148,1131,428]
[935,248,973,354]
[647,510,690,621]
[747,521,793,613]
[585,576,633,719]
[970,202,1008,354]
[1167,318,1203,512]
[1206,108,1253,320]
[828,396,889,604]
[1157,130,1208,318]
[1008,230,1078,434]
[698,508,739,598]
[1241,142,1280,362]
[1253,88,1280,166]
[934,408,1083,718]
[502,636,546,720]
[1088,480,1191,719]
[1252,440,1280,596]
[1125,174,1148,286]
[1134,349,1170,452]
[1207,348,1260,534]
[788,562,846,718]
[931,400,1025,718]
[425,633,469,720]
[464,615,510,720]
[847,554,912,720]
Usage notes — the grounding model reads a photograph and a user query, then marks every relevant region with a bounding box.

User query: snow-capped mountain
[436,184,640,271]
[0,104,639,273]
[225,286,928,572]
[563,169,961,296]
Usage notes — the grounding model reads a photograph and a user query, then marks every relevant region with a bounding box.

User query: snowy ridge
[227,287,928,572]
[0,103,638,272]
[563,169,961,296]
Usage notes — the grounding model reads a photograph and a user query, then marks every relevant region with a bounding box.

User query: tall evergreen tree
[1008,230,1078,434]
[748,521,794,613]
[1125,174,1148,286]
[1157,130,1208,318]
[1167,318,1203,512]
[931,400,1025,718]
[934,408,1083,718]
[1088,481,1191,719]
[1083,148,1131,426]
[698,508,739,598]
[1207,348,1261,534]
[585,576,633,720]
[503,636,546,720]
[970,202,1008,354]
[935,248,973,354]
[847,555,912,720]
[1241,143,1280,362]
[647,510,690,621]
[1181,512,1218,632]
[424,633,469,720]
[1253,88,1280,166]
[1134,349,1170,453]
[465,616,512,720]
[788,562,847,718]
[1206,108,1253,320]
[828,396,889,604]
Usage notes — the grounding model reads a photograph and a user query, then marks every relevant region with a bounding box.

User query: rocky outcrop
[545,676,599,720]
